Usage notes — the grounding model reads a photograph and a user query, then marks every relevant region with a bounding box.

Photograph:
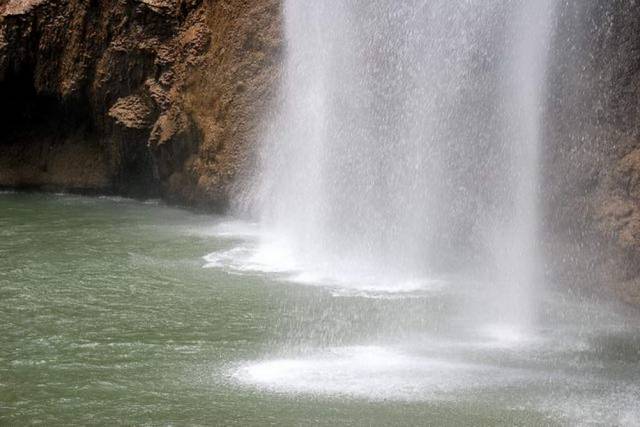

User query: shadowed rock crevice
[0,61,112,193]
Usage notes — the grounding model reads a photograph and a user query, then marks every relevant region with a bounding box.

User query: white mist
[253,0,556,324]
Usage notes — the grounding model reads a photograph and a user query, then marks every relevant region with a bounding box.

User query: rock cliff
[544,1,640,305]
[0,0,281,206]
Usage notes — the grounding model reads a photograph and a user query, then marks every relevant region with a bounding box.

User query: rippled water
[1,193,639,425]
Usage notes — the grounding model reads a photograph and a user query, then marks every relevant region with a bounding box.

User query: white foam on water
[285,269,444,296]
[191,220,262,239]
[201,221,445,297]
[477,323,540,349]
[203,242,444,297]
[203,241,298,275]
[233,346,511,401]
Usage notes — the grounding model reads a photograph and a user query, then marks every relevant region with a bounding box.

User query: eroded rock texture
[0,0,281,203]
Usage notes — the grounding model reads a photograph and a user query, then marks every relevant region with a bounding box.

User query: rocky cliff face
[0,0,281,206]
[544,1,640,305]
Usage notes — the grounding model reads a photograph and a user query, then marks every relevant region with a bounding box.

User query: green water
[1,192,639,425]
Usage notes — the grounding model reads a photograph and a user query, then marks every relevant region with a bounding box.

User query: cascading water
[252,0,555,318]
[490,0,556,332]
[200,3,640,418]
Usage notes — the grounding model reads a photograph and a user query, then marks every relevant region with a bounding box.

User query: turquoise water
[1,192,639,425]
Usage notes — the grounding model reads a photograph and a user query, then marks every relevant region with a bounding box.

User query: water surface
[1,193,639,425]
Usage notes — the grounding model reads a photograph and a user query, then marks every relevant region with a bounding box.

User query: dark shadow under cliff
[0,1,160,197]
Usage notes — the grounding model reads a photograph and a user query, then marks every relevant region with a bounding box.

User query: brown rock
[615,149,640,200]
[0,0,282,204]
[1,0,46,16]
[108,95,155,129]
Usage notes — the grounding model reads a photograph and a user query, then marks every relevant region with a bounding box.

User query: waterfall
[490,0,556,331]
[252,0,556,318]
